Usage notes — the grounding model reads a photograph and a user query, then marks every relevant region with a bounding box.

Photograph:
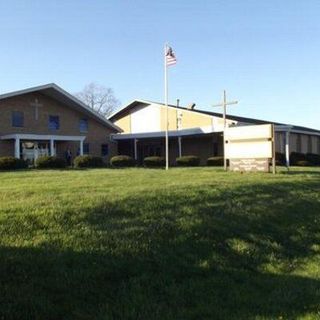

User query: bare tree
[75,82,120,117]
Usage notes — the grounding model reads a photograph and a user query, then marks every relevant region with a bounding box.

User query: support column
[80,140,84,156]
[50,139,55,156]
[14,138,20,159]
[223,132,227,171]
[285,131,290,167]
[178,137,182,157]
[134,139,138,160]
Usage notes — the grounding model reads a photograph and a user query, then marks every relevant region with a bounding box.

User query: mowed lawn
[0,167,320,320]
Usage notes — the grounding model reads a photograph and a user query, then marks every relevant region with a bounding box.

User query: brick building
[0,84,120,163]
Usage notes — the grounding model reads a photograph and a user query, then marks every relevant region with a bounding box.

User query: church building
[0,83,120,163]
[109,99,320,166]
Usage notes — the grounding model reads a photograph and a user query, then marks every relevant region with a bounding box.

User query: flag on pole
[164,44,176,170]
[165,46,177,66]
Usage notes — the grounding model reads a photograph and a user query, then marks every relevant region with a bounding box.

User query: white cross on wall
[30,98,43,120]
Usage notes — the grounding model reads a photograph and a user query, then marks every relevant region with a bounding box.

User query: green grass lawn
[0,167,320,320]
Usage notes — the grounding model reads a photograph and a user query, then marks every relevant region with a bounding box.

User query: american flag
[165,46,177,66]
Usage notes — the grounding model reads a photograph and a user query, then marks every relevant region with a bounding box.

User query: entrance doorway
[138,143,162,164]
[21,141,53,163]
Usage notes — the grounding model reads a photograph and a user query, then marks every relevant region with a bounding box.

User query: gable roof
[108,99,152,121]
[109,99,320,134]
[0,83,121,132]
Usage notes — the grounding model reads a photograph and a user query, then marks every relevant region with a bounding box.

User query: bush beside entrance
[74,155,104,168]
[143,156,165,168]
[207,157,224,166]
[35,156,67,169]
[176,155,200,167]
[0,157,28,170]
[110,155,136,168]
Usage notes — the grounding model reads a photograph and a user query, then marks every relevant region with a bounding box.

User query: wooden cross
[30,98,43,120]
[212,90,238,129]
[212,90,238,170]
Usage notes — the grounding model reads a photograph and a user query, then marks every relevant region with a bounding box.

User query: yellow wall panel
[160,106,212,130]
[114,115,131,133]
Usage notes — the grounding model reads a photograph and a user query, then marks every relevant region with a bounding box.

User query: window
[49,115,60,130]
[83,143,90,155]
[213,142,218,156]
[296,134,301,153]
[79,119,88,132]
[308,136,312,153]
[101,144,109,156]
[12,111,24,127]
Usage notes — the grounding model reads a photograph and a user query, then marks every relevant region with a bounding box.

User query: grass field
[0,167,320,320]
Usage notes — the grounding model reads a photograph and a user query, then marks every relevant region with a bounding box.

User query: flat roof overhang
[111,126,223,141]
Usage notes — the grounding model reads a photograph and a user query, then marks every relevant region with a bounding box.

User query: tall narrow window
[101,144,108,156]
[281,133,286,154]
[49,115,60,130]
[12,111,24,127]
[307,135,312,153]
[83,143,90,155]
[296,134,301,153]
[79,119,88,133]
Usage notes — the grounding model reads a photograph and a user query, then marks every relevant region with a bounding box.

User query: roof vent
[187,103,196,110]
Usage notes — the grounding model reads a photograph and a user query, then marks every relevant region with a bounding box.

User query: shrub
[110,155,136,168]
[306,153,320,166]
[74,155,104,168]
[35,156,67,169]
[290,152,306,165]
[296,160,312,167]
[207,156,224,166]
[143,156,165,168]
[0,157,28,170]
[275,152,286,165]
[176,155,200,167]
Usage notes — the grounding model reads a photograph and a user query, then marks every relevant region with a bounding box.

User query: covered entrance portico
[0,134,86,162]
[112,127,223,165]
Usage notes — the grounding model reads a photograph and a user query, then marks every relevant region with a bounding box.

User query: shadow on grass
[1,179,320,319]
[281,170,320,175]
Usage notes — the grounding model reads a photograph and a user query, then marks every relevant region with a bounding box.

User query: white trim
[111,126,220,140]
[275,125,320,137]
[285,131,290,167]
[1,133,86,142]
[79,140,84,156]
[286,129,320,137]
[14,137,20,158]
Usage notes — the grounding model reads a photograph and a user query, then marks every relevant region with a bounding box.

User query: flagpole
[165,44,169,170]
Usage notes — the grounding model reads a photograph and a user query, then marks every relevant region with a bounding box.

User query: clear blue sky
[0,0,319,129]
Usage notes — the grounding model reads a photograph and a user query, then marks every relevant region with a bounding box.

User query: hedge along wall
[0,157,28,170]
[176,156,200,167]
[35,156,67,169]
[167,135,222,166]
[110,155,136,167]
[143,156,165,168]
[73,155,104,168]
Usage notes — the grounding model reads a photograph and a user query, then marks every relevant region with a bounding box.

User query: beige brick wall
[0,92,118,161]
